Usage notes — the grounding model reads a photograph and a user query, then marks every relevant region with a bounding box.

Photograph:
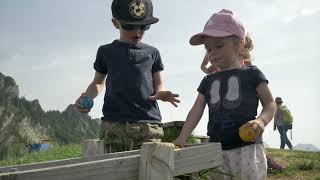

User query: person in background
[274,97,293,150]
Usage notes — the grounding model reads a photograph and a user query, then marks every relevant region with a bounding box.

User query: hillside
[0,72,100,159]
[267,148,320,179]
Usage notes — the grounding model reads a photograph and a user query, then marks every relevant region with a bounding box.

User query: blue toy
[80,96,94,109]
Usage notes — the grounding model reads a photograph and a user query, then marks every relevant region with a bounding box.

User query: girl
[173,9,276,180]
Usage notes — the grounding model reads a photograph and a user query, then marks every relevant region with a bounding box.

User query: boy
[75,0,180,153]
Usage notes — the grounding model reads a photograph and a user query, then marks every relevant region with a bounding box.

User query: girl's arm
[256,82,276,127]
[173,93,206,147]
[149,71,180,107]
[245,82,276,139]
[75,71,106,113]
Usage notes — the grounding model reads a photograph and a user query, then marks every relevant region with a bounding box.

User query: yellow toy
[239,125,256,142]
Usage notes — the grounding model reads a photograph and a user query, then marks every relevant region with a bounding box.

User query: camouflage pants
[99,121,164,153]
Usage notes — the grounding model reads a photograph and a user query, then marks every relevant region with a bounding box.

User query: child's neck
[219,61,242,71]
[118,38,141,46]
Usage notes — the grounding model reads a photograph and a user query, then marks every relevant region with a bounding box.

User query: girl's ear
[112,18,120,29]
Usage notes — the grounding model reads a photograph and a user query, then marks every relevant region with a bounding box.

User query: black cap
[275,97,283,104]
[112,0,159,25]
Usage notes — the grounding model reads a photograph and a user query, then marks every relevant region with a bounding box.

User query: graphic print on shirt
[223,76,242,109]
[209,80,221,109]
[209,76,242,129]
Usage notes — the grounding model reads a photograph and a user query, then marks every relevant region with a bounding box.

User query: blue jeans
[277,125,292,149]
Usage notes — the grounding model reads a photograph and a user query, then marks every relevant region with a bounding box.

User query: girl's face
[203,36,242,70]
[112,18,146,45]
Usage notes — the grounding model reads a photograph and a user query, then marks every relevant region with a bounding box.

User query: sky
[1,0,320,149]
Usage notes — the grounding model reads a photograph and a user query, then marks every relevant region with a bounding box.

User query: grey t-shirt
[198,65,268,150]
[94,40,164,123]
[274,107,284,126]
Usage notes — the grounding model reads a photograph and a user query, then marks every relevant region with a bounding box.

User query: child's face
[112,19,147,45]
[203,36,242,70]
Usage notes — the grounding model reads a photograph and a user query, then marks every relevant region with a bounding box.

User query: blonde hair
[231,34,254,63]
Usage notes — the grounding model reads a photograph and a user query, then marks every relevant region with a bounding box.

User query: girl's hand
[75,93,91,114]
[148,91,180,107]
[241,118,266,140]
[172,137,186,148]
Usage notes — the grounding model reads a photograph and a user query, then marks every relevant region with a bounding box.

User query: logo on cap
[129,0,145,19]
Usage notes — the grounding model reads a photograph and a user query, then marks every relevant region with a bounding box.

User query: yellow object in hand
[239,125,256,142]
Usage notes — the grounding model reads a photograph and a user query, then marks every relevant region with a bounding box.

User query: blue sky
[1,0,319,149]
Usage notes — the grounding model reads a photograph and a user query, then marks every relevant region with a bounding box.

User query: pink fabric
[190,9,246,45]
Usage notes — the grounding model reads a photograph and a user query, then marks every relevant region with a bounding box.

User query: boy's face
[203,36,242,70]
[112,18,148,45]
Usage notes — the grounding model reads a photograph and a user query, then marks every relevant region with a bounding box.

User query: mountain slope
[0,72,100,159]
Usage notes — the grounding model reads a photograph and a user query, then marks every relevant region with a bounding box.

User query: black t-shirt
[94,40,164,123]
[197,65,268,150]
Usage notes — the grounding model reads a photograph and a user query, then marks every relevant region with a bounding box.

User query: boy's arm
[173,93,206,147]
[75,71,106,113]
[149,71,180,107]
[84,71,106,98]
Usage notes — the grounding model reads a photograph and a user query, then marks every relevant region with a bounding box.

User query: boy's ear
[112,18,120,29]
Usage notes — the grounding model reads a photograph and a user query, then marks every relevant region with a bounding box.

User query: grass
[1,145,320,180]
[0,144,81,167]
[267,148,320,180]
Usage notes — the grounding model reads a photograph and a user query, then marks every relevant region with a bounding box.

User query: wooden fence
[0,142,222,180]
[0,121,222,180]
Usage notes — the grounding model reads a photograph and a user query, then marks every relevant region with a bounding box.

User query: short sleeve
[152,48,164,73]
[251,65,268,88]
[197,76,208,95]
[93,46,108,74]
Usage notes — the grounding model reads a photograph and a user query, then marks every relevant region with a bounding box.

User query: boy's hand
[148,91,180,107]
[241,118,266,140]
[75,93,91,114]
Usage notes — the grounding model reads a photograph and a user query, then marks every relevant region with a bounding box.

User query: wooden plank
[82,139,104,157]
[174,143,223,176]
[0,155,140,180]
[0,143,223,180]
[0,150,139,174]
[139,142,175,180]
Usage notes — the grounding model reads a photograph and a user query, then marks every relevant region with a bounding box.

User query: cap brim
[118,17,159,26]
[189,29,233,45]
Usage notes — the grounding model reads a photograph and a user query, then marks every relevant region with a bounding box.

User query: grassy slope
[1,145,320,179]
[267,148,320,180]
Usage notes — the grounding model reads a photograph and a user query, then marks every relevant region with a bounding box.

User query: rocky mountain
[0,72,100,159]
[294,144,320,152]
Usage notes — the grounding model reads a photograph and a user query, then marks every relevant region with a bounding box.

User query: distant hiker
[274,97,293,149]
[173,9,276,180]
[75,0,180,153]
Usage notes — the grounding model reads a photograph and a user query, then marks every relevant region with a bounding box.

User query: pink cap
[190,9,246,45]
